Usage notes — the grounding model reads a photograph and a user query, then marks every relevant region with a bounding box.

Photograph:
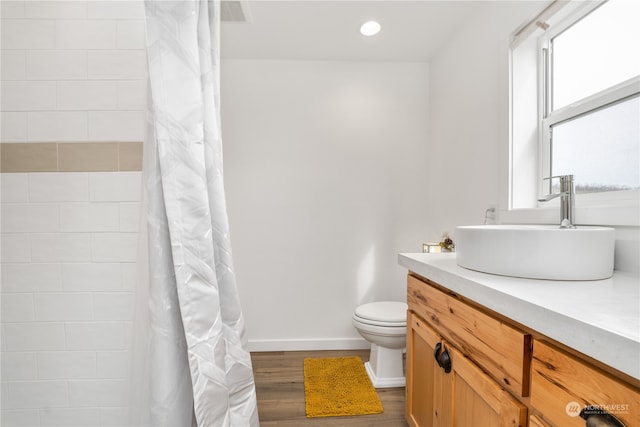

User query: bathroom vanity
[399,253,640,427]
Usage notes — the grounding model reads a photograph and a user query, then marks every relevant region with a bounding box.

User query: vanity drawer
[407,274,531,398]
[531,340,640,427]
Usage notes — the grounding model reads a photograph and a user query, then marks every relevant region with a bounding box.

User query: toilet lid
[354,301,407,324]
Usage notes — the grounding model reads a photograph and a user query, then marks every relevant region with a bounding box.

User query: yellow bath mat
[303,356,384,418]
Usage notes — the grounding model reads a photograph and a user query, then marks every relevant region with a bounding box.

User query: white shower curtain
[129,1,260,426]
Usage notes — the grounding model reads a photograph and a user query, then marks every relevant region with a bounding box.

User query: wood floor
[251,349,408,427]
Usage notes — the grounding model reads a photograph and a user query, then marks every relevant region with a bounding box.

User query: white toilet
[352,301,408,388]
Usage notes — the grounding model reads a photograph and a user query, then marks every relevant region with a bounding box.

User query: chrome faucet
[538,174,576,228]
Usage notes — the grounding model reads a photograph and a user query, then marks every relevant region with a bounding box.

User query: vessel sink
[455,225,615,280]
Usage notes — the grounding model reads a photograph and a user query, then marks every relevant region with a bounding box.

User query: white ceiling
[220,1,484,62]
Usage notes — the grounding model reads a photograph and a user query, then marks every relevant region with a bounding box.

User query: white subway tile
[55,20,116,49]
[26,50,87,80]
[1,293,35,322]
[57,81,118,110]
[117,80,146,110]
[62,263,123,291]
[100,406,127,426]
[96,350,129,379]
[87,111,144,141]
[25,1,87,19]
[88,50,146,80]
[91,233,138,262]
[121,263,137,290]
[1,263,62,292]
[88,1,144,19]
[1,112,28,141]
[60,203,119,232]
[1,409,40,426]
[93,292,134,321]
[37,351,96,379]
[89,172,141,202]
[29,173,89,202]
[31,233,92,263]
[7,380,68,409]
[65,322,129,350]
[1,50,26,80]
[1,382,8,407]
[119,202,140,232]
[1,173,29,202]
[1,204,59,232]
[117,20,145,49]
[1,20,55,49]
[39,407,100,427]
[1,352,37,380]
[1,233,31,262]
[28,111,89,142]
[4,323,66,351]
[1,1,26,19]
[68,379,126,407]
[0,81,57,111]
[34,293,94,321]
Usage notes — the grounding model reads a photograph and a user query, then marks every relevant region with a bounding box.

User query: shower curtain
[129,1,259,426]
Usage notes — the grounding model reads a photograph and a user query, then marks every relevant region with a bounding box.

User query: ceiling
[220,1,484,62]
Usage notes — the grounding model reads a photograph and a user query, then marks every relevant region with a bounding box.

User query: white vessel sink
[455,225,616,280]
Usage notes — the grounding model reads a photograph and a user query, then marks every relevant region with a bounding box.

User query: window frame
[538,1,640,203]
[505,0,640,226]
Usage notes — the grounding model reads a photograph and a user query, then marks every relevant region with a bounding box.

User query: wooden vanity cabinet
[406,272,640,427]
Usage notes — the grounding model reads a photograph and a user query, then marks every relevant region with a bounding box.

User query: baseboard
[247,337,370,352]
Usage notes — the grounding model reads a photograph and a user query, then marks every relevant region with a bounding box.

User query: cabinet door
[406,311,527,427]
[406,310,445,427]
[448,343,527,427]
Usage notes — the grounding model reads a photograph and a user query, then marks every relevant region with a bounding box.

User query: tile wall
[1,0,146,142]
[1,1,147,425]
[1,171,141,426]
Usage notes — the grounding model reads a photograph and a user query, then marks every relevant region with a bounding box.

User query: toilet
[352,301,408,388]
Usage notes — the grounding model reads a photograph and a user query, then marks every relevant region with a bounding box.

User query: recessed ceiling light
[360,20,381,37]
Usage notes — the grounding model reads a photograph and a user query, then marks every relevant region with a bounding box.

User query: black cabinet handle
[438,348,452,373]
[580,406,625,427]
[434,342,442,363]
[433,342,452,374]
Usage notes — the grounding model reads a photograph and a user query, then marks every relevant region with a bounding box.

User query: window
[549,96,639,194]
[540,0,640,195]
[509,0,640,225]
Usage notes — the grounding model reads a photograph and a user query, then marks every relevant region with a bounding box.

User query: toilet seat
[353,301,407,327]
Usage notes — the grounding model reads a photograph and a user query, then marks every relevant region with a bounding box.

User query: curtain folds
[129,1,260,425]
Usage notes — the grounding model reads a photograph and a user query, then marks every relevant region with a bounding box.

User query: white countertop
[398,252,640,381]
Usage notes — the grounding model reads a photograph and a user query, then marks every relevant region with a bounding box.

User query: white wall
[221,59,431,350]
[426,1,544,234]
